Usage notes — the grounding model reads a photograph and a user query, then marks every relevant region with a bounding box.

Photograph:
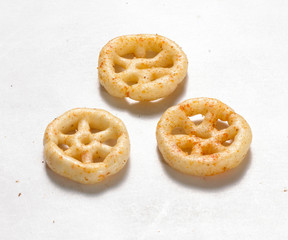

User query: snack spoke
[215,125,238,142]
[114,54,131,68]
[81,151,93,163]
[183,117,197,134]
[213,142,226,152]
[137,71,152,84]
[65,145,78,157]
[191,143,203,154]
[171,134,193,145]
[98,143,112,156]
[93,128,114,142]
[202,112,218,128]
[78,119,90,133]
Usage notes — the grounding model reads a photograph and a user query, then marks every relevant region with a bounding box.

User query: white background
[1,0,288,239]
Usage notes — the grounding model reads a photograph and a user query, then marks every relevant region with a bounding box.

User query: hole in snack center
[65,129,77,135]
[58,144,69,151]
[159,57,174,68]
[60,120,79,135]
[103,139,117,147]
[121,51,159,59]
[93,148,109,163]
[80,135,92,145]
[202,144,219,155]
[145,50,158,58]
[114,64,125,73]
[171,127,186,135]
[125,74,139,86]
[177,143,192,155]
[215,119,229,130]
[189,114,204,125]
[90,128,102,134]
[122,53,135,59]
[93,156,105,163]
[61,123,78,135]
[222,139,234,146]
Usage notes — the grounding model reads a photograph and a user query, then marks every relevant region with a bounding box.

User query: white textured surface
[1,0,288,239]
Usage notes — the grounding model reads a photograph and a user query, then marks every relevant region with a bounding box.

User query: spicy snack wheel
[43,108,130,184]
[98,34,188,101]
[156,98,252,176]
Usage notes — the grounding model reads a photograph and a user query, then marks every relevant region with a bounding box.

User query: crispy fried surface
[98,34,188,101]
[44,108,130,184]
[156,98,252,176]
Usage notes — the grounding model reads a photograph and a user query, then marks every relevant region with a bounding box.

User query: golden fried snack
[98,34,188,101]
[43,108,130,184]
[156,98,252,176]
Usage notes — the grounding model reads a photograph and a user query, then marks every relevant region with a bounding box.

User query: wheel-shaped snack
[98,34,188,101]
[156,98,252,176]
[43,108,130,184]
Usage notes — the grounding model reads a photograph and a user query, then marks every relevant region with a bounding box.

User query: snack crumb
[284,188,287,192]
[53,220,55,223]
[18,193,21,197]
[16,180,19,183]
